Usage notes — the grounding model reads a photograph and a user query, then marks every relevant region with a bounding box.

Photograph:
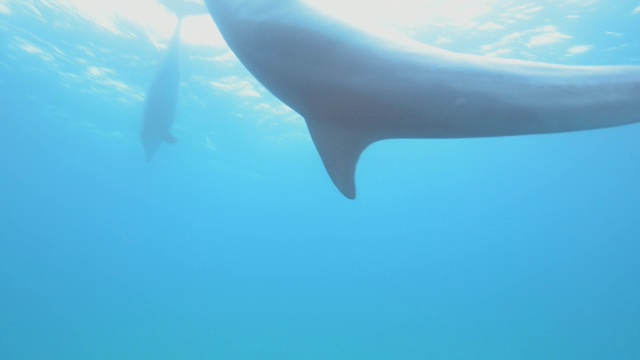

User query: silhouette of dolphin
[140,19,182,161]
[204,0,640,198]
[140,1,207,161]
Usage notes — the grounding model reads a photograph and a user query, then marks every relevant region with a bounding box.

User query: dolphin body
[140,20,182,161]
[141,1,209,160]
[204,0,640,199]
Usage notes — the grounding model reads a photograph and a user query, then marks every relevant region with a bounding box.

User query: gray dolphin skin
[204,0,640,199]
[140,19,182,161]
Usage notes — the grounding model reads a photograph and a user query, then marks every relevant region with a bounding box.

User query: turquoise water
[1,1,639,359]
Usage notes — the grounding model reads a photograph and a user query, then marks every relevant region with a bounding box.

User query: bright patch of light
[304,0,498,30]
[528,26,572,47]
[55,0,174,36]
[181,15,226,47]
[514,5,544,20]
[605,31,622,37]
[20,43,45,55]
[87,66,112,77]
[477,22,506,31]
[501,4,544,25]
[633,6,640,15]
[254,103,296,117]
[0,1,10,15]
[561,0,600,6]
[486,48,513,57]
[480,31,523,55]
[79,65,143,100]
[210,76,261,98]
[567,45,593,55]
[45,0,224,48]
[15,39,55,62]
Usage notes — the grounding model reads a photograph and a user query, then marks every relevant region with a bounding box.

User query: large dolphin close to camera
[204,0,640,199]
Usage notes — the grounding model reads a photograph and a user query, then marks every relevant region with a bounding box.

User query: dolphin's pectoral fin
[305,117,375,199]
[164,133,177,144]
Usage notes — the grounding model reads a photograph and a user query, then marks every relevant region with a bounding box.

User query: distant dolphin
[204,0,640,199]
[140,19,182,161]
[141,1,208,160]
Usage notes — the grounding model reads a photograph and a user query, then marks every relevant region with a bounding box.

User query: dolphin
[204,0,640,199]
[141,1,208,160]
[140,18,182,161]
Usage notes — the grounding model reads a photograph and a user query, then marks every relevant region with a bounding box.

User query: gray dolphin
[204,0,640,198]
[140,19,182,161]
[140,1,208,161]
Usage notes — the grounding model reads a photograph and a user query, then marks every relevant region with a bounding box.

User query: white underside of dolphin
[204,0,640,199]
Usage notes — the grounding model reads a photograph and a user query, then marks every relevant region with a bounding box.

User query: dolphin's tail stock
[169,17,182,48]
[159,0,208,19]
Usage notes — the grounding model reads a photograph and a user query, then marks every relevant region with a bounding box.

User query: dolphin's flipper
[305,116,376,199]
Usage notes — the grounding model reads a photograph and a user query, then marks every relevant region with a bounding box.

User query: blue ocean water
[1,1,639,359]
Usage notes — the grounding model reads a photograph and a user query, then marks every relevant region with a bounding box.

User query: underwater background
[1,1,639,359]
